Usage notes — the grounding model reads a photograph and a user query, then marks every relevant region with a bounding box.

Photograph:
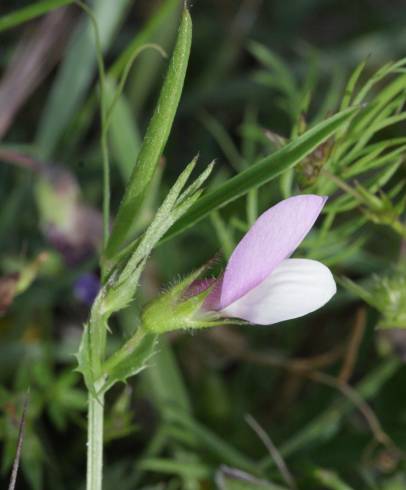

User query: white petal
[220,258,336,325]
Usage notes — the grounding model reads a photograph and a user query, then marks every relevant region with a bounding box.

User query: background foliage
[1,0,406,489]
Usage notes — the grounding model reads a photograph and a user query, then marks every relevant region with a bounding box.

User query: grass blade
[0,0,74,32]
[163,107,358,242]
[35,0,131,158]
[105,77,141,183]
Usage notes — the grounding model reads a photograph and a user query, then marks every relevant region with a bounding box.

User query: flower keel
[220,258,336,325]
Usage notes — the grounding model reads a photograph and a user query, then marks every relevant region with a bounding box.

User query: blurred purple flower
[37,166,103,265]
[74,273,100,306]
[202,195,336,325]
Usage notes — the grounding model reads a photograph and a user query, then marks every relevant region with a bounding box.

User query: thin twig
[207,332,400,456]
[245,414,297,490]
[216,465,273,489]
[103,43,167,132]
[0,148,44,173]
[241,344,345,372]
[8,389,30,490]
[0,8,74,139]
[320,168,361,200]
[240,349,399,454]
[338,307,366,384]
[305,370,396,451]
[74,0,110,248]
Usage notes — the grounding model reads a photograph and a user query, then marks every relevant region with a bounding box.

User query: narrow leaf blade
[0,0,74,32]
[163,107,358,242]
[106,7,193,257]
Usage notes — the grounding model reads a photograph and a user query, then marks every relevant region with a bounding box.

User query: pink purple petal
[220,258,336,324]
[203,275,223,311]
[183,277,217,300]
[219,195,327,309]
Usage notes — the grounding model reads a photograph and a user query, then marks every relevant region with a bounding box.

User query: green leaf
[340,59,366,110]
[312,468,355,490]
[102,158,213,313]
[76,322,96,394]
[101,332,158,393]
[163,107,358,242]
[105,7,193,257]
[249,42,297,104]
[77,296,109,394]
[353,58,406,105]
[166,409,257,473]
[211,210,235,258]
[115,158,200,284]
[343,144,406,179]
[138,458,210,480]
[105,77,141,183]
[200,111,245,170]
[144,337,192,415]
[327,159,402,213]
[0,0,74,32]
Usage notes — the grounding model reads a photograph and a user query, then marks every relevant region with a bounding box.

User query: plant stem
[87,384,105,490]
[101,130,111,249]
[75,1,110,251]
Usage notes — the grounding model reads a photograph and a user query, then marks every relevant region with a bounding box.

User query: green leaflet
[76,298,108,394]
[100,332,158,394]
[76,157,214,394]
[103,158,212,312]
[105,7,193,258]
[76,322,95,394]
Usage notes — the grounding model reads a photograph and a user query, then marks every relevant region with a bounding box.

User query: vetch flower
[142,195,336,333]
[205,194,336,325]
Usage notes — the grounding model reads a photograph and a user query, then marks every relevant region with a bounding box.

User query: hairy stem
[87,382,105,490]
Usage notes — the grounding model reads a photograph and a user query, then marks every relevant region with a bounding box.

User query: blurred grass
[0,0,75,32]
[35,0,131,158]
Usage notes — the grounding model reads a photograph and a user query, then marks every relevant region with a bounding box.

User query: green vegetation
[0,1,406,489]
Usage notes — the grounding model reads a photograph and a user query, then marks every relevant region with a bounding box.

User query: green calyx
[141,268,220,334]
